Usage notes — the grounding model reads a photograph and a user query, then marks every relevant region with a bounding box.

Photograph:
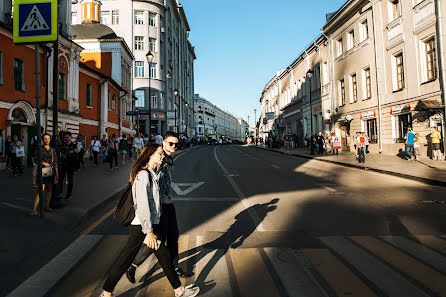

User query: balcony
[413,0,436,34]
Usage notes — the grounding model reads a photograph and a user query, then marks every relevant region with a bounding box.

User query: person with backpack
[126,131,193,284]
[90,136,101,166]
[118,134,129,165]
[108,134,119,170]
[100,143,200,297]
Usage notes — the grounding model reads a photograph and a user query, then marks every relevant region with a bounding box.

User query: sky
[181,0,347,125]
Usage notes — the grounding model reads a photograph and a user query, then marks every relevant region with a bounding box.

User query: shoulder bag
[42,149,54,177]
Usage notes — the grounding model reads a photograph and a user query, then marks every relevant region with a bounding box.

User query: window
[366,119,378,143]
[363,67,371,99]
[135,89,145,107]
[112,10,119,24]
[0,52,3,85]
[393,52,405,90]
[339,78,345,106]
[389,0,400,22]
[151,95,158,108]
[425,38,436,81]
[359,20,369,42]
[350,73,357,103]
[100,11,110,24]
[58,73,66,100]
[134,61,144,77]
[347,29,355,50]
[108,91,111,110]
[94,4,98,19]
[134,10,144,24]
[86,3,90,18]
[150,63,156,78]
[336,38,343,57]
[112,93,116,109]
[149,38,156,52]
[72,11,78,24]
[14,58,25,91]
[86,84,92,107]
[149,12,156,26]
[134,36,144,50]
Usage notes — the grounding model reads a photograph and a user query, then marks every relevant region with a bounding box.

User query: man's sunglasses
[168,142,178,147]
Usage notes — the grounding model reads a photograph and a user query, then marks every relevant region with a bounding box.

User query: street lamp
[306,68,315,155]
[185,102,189,134]
[146,51,154,137]
[174,89,179,134]
[254,108,257,145]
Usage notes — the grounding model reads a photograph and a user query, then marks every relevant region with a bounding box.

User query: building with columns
[72,0,196,137]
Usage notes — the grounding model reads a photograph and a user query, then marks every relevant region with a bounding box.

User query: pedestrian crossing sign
[13,0,57,44]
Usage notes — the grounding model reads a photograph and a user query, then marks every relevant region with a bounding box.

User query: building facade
[72,0,196,137]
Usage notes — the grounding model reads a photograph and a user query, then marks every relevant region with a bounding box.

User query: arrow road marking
[171,182,205,196]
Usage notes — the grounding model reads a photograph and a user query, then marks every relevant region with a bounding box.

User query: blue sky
[181,0,347,125]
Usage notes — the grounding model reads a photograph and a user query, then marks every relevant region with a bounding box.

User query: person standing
[100,143,200,297]
[5,135,12,171]
[304,134,309,152]
[118,134,128,165]
[11,135,24,176]
[133,133,144,160]
[108,134,119,170]
[127,136,134,160]
[430,126,443,161]
[30,133,58,215]
[57,132,78,200]
[316,132,325,155]
[90,136,101,166]
[76,135,85,169]
[404,127,415,161]
[356,133,366,163]
[126,131,193,283]
[413,133,421,161]
[101,134,108,163]
[331,133,341,155]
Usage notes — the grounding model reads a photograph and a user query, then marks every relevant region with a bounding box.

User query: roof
[72,23,118,40]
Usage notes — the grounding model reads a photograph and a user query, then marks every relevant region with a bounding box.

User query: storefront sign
[360,110,375,120]
[167,119,176,126]
[167,111,175,118]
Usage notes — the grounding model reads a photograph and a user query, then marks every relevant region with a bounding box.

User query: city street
[6,144,446,297]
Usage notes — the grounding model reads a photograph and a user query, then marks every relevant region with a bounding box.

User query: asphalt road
[7,144,446,297]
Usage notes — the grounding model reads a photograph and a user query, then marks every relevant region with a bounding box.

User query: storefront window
[366,119,378,143]
[395,113,412,143]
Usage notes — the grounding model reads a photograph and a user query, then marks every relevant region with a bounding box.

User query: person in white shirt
[155,133,163,144]
[133,133,144,159]
[90,136,101,166]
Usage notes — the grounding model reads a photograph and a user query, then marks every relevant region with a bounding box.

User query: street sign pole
[34,44,44,217]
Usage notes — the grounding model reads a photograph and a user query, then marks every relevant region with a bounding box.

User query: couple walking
[100,131,199,297]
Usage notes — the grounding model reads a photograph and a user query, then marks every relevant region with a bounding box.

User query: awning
[414,99,444,111]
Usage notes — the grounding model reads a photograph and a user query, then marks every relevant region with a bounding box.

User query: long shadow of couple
[122,198,279,296]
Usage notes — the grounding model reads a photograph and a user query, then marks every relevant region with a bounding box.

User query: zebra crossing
[8,234,446,297]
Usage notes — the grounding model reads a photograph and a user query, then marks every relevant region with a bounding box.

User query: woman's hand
[54,174,59,184]
[144,232,158,250]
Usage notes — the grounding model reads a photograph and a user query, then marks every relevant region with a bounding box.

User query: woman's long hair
[129,143,161,184]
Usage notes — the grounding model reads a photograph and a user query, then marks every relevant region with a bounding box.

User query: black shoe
[176,267,194,277]
[126,265,136,283]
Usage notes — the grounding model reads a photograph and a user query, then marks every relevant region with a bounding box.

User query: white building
[72,0,196,136]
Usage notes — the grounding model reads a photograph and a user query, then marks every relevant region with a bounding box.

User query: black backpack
[114,173,151,226]
[119,138,128,151]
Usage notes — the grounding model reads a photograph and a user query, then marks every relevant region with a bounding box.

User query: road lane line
[232,147,260,160]
[6,235,103,297]
[214,146,266,232]
[272,165,280,169]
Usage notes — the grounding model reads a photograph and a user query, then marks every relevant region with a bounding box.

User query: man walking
[126,131,193,283]
[404,127,415,161]
[57,132,78,200]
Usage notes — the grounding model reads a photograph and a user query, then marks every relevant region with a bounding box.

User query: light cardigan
[131,167,161,234]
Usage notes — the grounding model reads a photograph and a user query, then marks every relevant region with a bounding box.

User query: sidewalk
[251,145,446,186]
[0,147,193,297]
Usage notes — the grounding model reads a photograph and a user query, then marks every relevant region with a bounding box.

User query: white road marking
[6,235,103,297]
[214,146,266,232]
[1,202,30,212]
[172,197,240,202]
[171,182,205,196]
[232,147,260,160]
[272,165,280,169]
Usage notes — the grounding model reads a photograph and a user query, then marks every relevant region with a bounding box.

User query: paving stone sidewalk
[251,145,446,186]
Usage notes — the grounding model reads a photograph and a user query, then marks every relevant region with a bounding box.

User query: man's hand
[144,232,158,250]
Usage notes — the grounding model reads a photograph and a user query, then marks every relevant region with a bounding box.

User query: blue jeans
[357,147,366,163]
[405,144,414,158]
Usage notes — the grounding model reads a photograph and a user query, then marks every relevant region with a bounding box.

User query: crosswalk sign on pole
[13,0,57,43]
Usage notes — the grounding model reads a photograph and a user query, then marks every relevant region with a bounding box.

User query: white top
[154,135,163,144]
[133,137,143,147]
[91,140,101,152]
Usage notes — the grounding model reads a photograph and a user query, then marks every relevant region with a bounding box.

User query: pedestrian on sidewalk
[155,132,163,145]
[90,136,101,167]
[413,133,421,161]
[5,135,12,170]
[76,135,85,169]
[404,127,415,161]
[331,133,341,155]
[430,126,443,161]
[126,131,193,284]
[324,133,331,155]
[100,143,200,297]
[127,136,133,160]
[101,134,108,163]
[316,132,325,155]
[108,134,119,170]
[304,134,309,152]
[356,133,366,163]
[11,135,24,176]
[30,133,58,215]
[57,132,78,200]
[353,132,360,159]
[133,133,144,160]
[118,134,128,165]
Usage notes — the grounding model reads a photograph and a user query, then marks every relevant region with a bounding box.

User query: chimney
[80,0,101,24]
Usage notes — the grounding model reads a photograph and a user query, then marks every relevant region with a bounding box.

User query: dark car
[208,139,218,145]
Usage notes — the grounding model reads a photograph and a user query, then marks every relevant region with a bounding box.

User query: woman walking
[90,136,101,166]
[133,133,144,160]
[101,134,109,163]
[76,135,85,169]
[29,133,58,215]
[100,143,199,297]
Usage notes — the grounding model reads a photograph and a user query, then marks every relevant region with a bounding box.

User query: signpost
[13,0,57,218]
[265,112,275,120]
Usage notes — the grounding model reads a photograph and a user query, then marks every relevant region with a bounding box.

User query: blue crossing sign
[13,0,57,43]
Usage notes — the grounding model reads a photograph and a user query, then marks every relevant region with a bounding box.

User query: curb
[70,145,199,231]
[250,145,446,188]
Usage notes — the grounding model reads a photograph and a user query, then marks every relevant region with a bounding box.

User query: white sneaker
[175,284,200,297]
